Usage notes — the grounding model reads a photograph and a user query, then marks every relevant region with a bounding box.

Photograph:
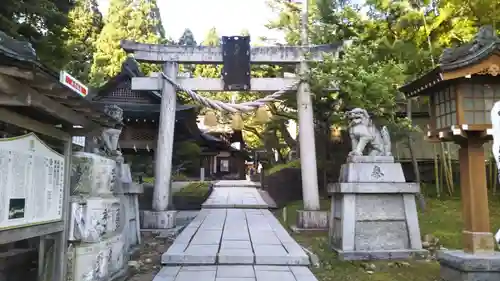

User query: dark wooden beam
[0,66,34,80]
[0,93,27,106]
[0,221,64,245]
[0,108,70,140]
[0,73,94,128]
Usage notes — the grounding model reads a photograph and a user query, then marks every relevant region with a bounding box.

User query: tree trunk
[278,120,297,150]
[407,99,425,211]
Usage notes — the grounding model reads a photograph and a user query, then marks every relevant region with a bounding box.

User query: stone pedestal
[327,156,427,260]
[438,250,500,281]
[140,210,177,229]
[122,181,144,253]
[296,210,329,230]
[68,152,129,281]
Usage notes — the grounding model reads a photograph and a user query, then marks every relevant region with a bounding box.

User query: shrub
[172,173,189,181]
[266,160,301,175]
[141,173,190,184]
[143,177,154,184]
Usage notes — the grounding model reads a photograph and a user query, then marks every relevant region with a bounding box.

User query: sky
[98,0,366,43]
[98,0,286,43]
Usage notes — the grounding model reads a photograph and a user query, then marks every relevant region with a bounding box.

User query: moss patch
[142,174,190,184]
[418,197,500,249]
[173,182,211,197]
[277,197,500,281]
[143,177,154,184]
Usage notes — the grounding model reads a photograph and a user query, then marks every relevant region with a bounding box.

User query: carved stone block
[339,162,405,182]
[68,233,125,281]
[141,210,177,229]
[68,196,122,242]
[71,152,116,196]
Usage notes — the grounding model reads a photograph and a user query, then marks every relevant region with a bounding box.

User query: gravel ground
[126,232,173,281]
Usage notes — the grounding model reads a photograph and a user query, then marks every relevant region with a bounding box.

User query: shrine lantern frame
[399,26,500,255]
[400,29,500,143]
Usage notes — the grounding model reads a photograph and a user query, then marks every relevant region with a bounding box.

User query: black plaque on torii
[222,36,251,91]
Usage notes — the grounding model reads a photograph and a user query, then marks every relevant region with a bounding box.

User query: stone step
[257,189,278,209]
[152,265,318,281]
[161,209,309,266]
[213,180,261,188]
[202,187,269,209]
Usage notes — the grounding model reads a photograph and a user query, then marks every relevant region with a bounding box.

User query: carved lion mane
[347,108,392,157]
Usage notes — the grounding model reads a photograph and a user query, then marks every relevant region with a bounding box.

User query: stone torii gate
[121,39,341,229]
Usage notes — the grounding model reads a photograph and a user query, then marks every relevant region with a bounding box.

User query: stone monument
[327,108,426,260]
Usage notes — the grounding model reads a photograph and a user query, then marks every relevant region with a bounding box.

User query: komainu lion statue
[347,108,392,157]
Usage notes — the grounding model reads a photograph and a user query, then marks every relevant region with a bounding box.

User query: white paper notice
[0,133,64,229]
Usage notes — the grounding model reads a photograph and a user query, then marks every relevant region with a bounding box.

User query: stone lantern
[399,26,500,281]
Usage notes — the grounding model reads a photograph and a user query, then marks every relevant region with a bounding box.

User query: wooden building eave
[93,102,163,112]
[399,67,444,97]
[0,32,119,135]
[88,57,198,120]
[400,26,500,97]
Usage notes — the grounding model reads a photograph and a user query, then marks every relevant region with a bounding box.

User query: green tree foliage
[63,0,103,83]
[0,0,75,68]
[172,141,202,175]
[240,29,251,36]
[178,28,197,46]
[89,0,163,86]
[178,28,197,75]
[268,0,500,111]
[203,27,221,46]
[193,27,224,103]
[264,0,500,169]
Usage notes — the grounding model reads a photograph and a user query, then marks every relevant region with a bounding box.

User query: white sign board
[72,136,86,147]
[0,133,65,230]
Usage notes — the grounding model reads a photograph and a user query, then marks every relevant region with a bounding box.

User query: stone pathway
[212,180,261,188]
[162,209,309,265]
[154,265,317,281]
[153,180,318,281]
[202,188,269,209]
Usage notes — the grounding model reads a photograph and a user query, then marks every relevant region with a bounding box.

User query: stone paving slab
[161,209,309,266]
[203,187,269,209]
[214,180,261,188]
[153,265,318,281]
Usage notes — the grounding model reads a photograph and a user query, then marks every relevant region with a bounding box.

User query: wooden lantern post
[400,26,500,254]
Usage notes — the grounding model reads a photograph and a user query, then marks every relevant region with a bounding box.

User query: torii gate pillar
[141,63,178,229]
[122,40,341,229]
[153,63,177,211]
